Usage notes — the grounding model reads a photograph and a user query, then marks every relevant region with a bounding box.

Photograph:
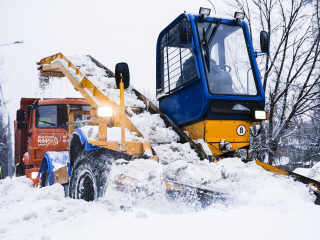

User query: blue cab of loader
[156,8,268,156]
[35,8,320,205]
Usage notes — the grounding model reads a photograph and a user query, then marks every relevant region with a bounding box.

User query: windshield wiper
[201,20,214,46]
[208,18,221,45]
[201,18,222,72]
[202,27,211,72]
[39,120,56,126]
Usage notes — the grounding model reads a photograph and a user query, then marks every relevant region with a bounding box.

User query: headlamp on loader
[199,7,211,17]
[234,12,245,20]
[253,110,268,120]
[98,107,113,117]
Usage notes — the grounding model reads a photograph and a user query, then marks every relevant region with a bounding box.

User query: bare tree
[226,0,320,165]
[0,56,9,177]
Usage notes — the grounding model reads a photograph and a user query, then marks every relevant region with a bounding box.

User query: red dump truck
[14,98,90,185]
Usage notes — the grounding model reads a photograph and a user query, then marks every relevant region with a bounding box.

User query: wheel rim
[76,170,96,201]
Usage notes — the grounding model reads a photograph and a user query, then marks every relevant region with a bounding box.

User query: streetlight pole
[0,41,24,47]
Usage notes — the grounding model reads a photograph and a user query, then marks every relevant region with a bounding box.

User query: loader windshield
[197,22,257,96]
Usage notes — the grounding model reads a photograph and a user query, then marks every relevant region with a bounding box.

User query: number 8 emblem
[237,125,246,136]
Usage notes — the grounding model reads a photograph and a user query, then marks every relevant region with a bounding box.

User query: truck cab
[15,98,90,185]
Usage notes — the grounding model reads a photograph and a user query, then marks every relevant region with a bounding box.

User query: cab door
[157,18,205,126]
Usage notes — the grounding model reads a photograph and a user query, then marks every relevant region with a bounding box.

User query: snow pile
[108,158,316,211]
[0,177,115,240]
[52,55,145,109]
[294,162,320,181]
[1,163,320,240]
[0,177,34,205]
[0,177,65,205]
[166,158,315,208]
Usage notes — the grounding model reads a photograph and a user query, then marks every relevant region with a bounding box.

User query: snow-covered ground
[1,159,320,240]
[4,54,316,240]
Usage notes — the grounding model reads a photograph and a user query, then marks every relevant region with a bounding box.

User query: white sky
[0,0,230,119]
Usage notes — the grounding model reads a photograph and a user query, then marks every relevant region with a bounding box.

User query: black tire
[62,183,69,197]
[69,135,84,169]
[16,162,25,177]
[40,172,50,187]
[68,148,130,201]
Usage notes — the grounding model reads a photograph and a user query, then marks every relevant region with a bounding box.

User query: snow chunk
[130,111,179,143]
[23,212,38,221]
[294,162,320,181]
[194,139,212,156]
[110,158,163,182]
[79,125,141,142]
[308,162,320,181]
[37,184,65,201]
[153,142,200,164]
[232,104,250,111]
[135,211,148,218]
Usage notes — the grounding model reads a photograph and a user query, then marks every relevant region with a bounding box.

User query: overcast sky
[0,0,230,119]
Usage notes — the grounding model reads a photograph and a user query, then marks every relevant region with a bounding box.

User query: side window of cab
[157,19,198,95]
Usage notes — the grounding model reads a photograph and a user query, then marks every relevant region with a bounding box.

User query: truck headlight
[31,172,38,179]
[98,107,112,117]
[254,110,267,120]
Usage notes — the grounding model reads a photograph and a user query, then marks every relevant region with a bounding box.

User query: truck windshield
[197,22,257,96]
[36,105,90,129]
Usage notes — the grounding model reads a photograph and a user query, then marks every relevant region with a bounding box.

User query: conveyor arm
[37,53,142,138]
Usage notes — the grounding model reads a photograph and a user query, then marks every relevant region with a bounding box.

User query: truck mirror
[16,109,24,122]
[27,105,32,118]
[260,31,269,53]
[179,21,193,45]
[17,122,27,130]
[115,63,130,89]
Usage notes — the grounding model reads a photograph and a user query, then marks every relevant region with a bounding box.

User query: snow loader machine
[29,8,320,205]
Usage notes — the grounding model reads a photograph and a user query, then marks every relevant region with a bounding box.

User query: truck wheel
[68,149,112,201]
[16,162,25,177]
[40,172,50,187]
